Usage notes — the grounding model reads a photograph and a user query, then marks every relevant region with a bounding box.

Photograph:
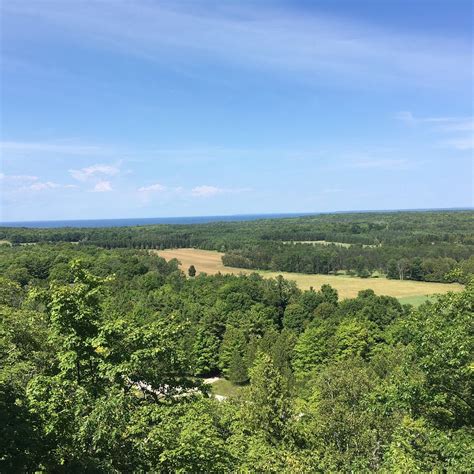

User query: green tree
[219,326,246,376]
[192,328,220,376]
[293,324,332,376]
[188,265,196,277]
[282,302,309,333]
[240,352,290,442]
[46,260,109,386]
[0,277,23,307]
[228,346,248,385]
[399,283,474,428]
[334,318,372,360]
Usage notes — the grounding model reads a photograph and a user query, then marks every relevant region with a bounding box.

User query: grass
[211,379,243,398]
[155,248,464,300]
[397,294,438,307]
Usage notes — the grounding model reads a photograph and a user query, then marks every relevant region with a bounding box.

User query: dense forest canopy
[1,210,473,283]
[1,235,473,471]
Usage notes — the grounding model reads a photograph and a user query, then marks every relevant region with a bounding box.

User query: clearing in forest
[156,248,463,301]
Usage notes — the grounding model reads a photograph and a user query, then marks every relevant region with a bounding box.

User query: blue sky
[1,0,472,221]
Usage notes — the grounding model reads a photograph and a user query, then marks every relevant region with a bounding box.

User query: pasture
[156,248,463,301]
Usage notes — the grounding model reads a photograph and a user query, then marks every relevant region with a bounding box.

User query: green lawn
[211,378,244,398]
[397,294,437,307]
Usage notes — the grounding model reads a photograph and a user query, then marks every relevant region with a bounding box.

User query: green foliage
[240,352,290,442]
[228,347,248,384]
[293,324,332,376]
[0,238,472,471]
[188,264,196,277]
[334,318,373,360]
[399,282,474,428]
[192,328,220,375]
[0,276,23,307]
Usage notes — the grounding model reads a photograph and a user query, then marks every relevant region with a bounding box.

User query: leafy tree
[240,352,290,442]
[334,318,372,360]
[293,324,332,376]
[45,260,109,387]
[228,346,248,384]
[192,328,220,376]
[399,283,474,428]
[188,265,196,277]
[219,326,247,377]
[0,277,23,307]
[282,302,309,333]
[318,284,338,306]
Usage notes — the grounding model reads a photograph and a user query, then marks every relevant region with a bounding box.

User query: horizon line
[1,206,473,228]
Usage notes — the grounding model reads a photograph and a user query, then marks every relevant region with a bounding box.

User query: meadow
[157,248,463,301]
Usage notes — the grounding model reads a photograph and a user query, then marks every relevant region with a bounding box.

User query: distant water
[0,213,317,228]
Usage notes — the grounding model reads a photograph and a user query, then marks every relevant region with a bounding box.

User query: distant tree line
[1,210,472,283]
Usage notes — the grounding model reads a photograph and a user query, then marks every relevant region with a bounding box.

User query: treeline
[1,243,472,472]
[1,210,473,247]
[1,210,473,283]
[223,241,474,283]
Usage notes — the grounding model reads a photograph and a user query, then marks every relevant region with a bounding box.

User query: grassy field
[156,248,463,301]
[210,379,243,398]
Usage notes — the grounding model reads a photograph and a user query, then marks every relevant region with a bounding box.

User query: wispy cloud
[440,137,474,151]
[0,173,78,192]
[92,180,112,192]
[3,2,471,88]
[397,111,473,150]
[0,140,107,156]
[191,185,249,198]
[138,183,167,193]
[0,173,39,183]
[28,181,77,191]
[69,163,120,182]
[191,185,223,197]
[136,182,249,199]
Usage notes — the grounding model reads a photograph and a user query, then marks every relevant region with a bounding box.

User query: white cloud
[191,185,250,197]
[136,182,249,199]
[1,173,78,192]
[69,164,120,182]
[28,181,61,191]
[0,173,39,183]
[191,185,222,197]
[92,180,112,192]
[138,183,167,192]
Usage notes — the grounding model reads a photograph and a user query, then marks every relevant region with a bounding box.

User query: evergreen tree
[228,347,248,385]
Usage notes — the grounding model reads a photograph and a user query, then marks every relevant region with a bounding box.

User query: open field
[210,378,243,398]
[156,248,464,301]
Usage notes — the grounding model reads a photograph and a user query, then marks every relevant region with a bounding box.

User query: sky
[0,0,473,222]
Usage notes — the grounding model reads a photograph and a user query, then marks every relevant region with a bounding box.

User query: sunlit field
[157,248,464,301]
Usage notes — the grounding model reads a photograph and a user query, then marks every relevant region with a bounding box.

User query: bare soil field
[156,248,463,300]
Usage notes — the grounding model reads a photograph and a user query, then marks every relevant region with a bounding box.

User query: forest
[1,210,473,283]
[1,239,473,472]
